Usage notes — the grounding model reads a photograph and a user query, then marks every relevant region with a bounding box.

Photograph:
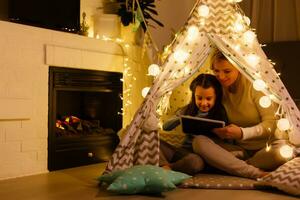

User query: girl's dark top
[163,105,228,150]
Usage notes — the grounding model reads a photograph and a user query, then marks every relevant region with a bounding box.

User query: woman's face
[212,59,240,87]
[194,86,216,113]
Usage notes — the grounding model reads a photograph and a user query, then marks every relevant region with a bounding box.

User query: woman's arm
[240,88,278,140]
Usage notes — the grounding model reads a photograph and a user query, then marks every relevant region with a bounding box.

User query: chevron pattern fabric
[160,131,186,148]
[257,157,300,196]
[104,130,159,173]
[188,0,238,35]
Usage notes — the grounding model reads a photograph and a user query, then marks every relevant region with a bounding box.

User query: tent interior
[100,0,300,197]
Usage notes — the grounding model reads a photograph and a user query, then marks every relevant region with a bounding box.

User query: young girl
[160,73,228,175]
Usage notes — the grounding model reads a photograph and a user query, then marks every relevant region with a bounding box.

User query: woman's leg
[192,135,264,179]
[247,139,293,171]
[170,153,204,175]
[159,140,176,166]
[160,140,204,174]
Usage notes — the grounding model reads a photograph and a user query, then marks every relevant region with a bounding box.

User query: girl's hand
[212,124,242,140]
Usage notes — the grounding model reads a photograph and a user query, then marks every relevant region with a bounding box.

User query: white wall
[0,20,127,180]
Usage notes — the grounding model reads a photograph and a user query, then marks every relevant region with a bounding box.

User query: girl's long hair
[184,74,223,118]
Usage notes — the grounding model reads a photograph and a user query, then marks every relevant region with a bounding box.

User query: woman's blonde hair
[211,50,227,69]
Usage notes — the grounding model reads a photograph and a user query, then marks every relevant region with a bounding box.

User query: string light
[265,143,271,152]
[234,44,241,51]
[259,96,272,108]
[233,21,244,32]
[187,25,199,42]
[242,30,256,46]
[148,64,161,76]
[243,16,251,26]
[228,0,243,3]
[173,49,189,63]
[277,118,291,131]
[245,54,260,68]
[279,145,294,159]
[198,5,210,18]
[142,87,150,98]
[253,79,266,91]
[92,34,137,117]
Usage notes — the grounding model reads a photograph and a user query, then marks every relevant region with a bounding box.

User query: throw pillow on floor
[98,165,191,194]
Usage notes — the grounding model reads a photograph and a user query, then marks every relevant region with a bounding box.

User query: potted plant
[102,0,163,31]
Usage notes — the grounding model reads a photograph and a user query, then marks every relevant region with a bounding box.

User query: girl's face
[212,59,239,87]
[194,86,216,113]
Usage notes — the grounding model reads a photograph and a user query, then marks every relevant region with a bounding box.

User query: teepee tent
[104,0,300,173]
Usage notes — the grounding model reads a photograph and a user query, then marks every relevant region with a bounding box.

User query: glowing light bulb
[265,144,271,152]
[277,118,291,131]
[259,96,271,108]
[234,44,241,51]
[174,70,185,79]
[243,16,251,26]
[246,54,260,68]
[279,145,294,159]
[233,21,245,32]
[243,30,256,45]
[173,49,189,63]
[141,87,150,98]
[228,0,243,2]
[187,25,199,41]
[253,79,266,91]
[198,19,205,26]
[184,65,191,74]
[148,64,161,76]
[198,5,210,18]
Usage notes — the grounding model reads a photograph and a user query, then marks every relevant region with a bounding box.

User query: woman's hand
[212,124,243,140]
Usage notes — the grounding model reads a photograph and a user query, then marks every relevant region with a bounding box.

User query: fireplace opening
[48,67,122,171]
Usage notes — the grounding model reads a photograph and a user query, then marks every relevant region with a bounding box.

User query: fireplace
[48,67,122,171]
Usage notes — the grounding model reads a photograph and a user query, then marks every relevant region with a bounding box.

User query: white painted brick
[0,77,8,98]
[22,160,48,175]
[0,126,5,143]
[20,121,38,139]
[0,99,32,120]
[37,150,48,162]
[0,161,23,180]
[4,121,23,141]
[6,68,33,99]
[21,152,39,174]
[0,142,22,158]
[21,139,47,152]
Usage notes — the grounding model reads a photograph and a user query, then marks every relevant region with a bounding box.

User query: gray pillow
[181,174,257,189]
[256,157,300,196]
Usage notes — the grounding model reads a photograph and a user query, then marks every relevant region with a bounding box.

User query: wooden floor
[0,163,298,200]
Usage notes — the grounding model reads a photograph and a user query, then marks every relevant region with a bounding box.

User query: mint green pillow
[99,165,191,194]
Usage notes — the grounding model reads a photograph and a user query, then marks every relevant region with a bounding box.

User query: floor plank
[0,163,298,200]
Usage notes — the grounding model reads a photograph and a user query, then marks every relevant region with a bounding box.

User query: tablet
[180,115,225,135]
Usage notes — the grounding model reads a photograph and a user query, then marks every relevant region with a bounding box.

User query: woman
[192,51,286,179]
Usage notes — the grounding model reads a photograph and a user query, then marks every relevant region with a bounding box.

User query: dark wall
[263,41,300,102]
[0,0,9,20]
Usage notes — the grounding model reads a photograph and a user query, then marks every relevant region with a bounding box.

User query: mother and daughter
[160,50,286,179]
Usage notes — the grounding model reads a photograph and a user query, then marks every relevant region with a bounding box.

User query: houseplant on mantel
[101,0,163,44]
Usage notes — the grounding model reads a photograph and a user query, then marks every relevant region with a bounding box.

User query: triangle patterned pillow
[256,157,300,196]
